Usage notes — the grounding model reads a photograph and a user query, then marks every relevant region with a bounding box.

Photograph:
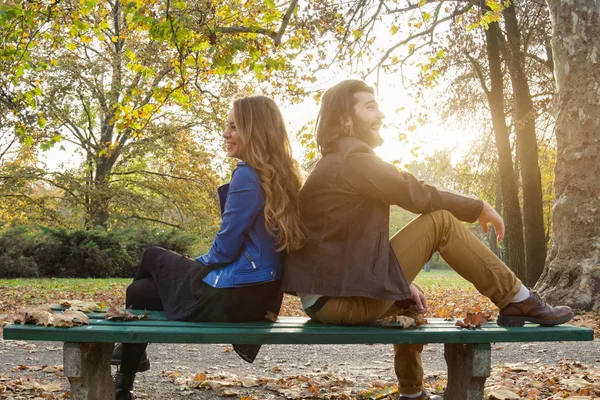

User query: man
[282,79,573,400]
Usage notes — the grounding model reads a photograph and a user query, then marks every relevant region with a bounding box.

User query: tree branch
[464,51,490,96]
[213,0,298,46]
[121,214,182,229]
[364,2,474,78]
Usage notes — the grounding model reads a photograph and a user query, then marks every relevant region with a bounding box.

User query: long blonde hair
[233,95,305,251]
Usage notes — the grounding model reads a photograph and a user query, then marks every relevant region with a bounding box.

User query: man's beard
[353,117,384,148]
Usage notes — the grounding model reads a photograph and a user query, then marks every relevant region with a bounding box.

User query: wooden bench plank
[3,319,593,344]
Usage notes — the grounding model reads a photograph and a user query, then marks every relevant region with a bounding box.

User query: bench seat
[3,312,594,400]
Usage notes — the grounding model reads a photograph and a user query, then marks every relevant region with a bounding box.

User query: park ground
[0,270,599,399]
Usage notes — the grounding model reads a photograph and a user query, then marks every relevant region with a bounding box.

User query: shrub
[0,225,200,278]
[0,226,40,277]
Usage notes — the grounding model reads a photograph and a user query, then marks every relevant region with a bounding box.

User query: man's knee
[427,209,453,219]
[426,209,460,228]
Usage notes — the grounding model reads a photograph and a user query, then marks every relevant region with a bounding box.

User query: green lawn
[0,277,130,290]
[414,269,474,290]
[0,270,471,293]
[0,271,484,317]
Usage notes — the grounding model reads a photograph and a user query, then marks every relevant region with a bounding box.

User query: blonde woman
[113,96,304,400]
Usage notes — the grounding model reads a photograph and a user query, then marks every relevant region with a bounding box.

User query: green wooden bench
[3,311,593,400]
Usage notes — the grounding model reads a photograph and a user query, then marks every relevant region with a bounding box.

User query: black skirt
[151,248,283,322]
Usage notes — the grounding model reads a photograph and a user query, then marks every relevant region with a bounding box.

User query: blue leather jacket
[196,162,283,288]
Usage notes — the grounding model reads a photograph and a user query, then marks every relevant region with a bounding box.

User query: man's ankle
[510,285,530,303]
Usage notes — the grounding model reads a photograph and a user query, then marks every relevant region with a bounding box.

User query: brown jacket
[282,137,483,300]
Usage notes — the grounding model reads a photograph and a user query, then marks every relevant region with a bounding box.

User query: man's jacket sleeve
[197,168,263,267]
[342,149,484,223]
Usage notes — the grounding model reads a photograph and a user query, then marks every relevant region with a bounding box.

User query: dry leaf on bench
[104,306,148,321]
[264,311,278,322]
[13,308,54,327]
[456,312,489,329]
[54,310,89,327]
[67,301,102,313]
[377,315,416,328]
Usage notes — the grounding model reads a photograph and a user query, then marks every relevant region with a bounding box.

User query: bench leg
[443,343,491,400]
[63,342,115,400]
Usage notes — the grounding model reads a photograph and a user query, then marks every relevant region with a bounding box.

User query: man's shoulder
[337,136,374,155]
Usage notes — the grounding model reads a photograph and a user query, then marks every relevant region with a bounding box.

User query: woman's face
[222,106,245,160]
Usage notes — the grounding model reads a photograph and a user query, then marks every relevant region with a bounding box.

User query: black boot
[112,343,150,372]
[115,371,135,400]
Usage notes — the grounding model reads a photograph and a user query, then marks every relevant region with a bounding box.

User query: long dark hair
[315,79,375,154]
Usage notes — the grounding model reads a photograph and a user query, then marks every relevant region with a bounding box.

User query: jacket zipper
[214,270,223,285]
[244,251,257,269]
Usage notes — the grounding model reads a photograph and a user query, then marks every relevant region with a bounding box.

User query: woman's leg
[132,246,166,281]
[120,278,163,373]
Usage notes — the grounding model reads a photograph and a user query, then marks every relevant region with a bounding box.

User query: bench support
[63,342,115,400]
[444,343,491,400]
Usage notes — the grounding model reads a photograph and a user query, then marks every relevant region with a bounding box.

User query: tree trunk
[502,2,548,286]
[535,0,600,310]
[488,174,503,260]
[484,21,527,282]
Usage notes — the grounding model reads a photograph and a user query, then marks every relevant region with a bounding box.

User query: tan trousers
[312,210,521,395]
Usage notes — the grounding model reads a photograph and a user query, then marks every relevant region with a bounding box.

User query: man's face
[349,91,385,147]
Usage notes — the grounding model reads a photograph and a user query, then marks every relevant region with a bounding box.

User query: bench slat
[3,319,593,345]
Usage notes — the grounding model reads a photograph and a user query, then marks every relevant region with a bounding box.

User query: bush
[0,225,201,278]
[0,226,40,277]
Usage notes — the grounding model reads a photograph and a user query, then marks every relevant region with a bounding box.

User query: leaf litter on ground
[2,279,600,399]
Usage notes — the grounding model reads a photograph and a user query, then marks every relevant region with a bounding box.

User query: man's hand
[409,284,428,313]
[478,201,505,242]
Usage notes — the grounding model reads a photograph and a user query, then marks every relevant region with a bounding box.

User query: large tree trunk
[484,21,527,282]
[535,0,600,310]
[502,3,548,286]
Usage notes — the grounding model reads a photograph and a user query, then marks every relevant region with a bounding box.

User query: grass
[414,269,475,290]
[0,277,130,289]
[0,271,481,317]
[0,270,469,292]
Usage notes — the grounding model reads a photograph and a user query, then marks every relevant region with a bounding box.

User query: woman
[114,95,305,400]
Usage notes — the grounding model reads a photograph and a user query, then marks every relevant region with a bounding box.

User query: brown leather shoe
[498,291,573,327]
[399,390,442,400]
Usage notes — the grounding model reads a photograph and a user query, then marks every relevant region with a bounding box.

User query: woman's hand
[409,284,428,313]
[478,201,505,242]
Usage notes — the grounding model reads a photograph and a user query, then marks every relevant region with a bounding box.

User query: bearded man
[283,79,572,400]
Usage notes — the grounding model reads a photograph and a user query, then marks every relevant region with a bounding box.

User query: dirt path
[1,333,599,399]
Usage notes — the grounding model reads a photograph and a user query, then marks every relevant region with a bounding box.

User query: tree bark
[502,2,548,286]
[484,21,527,282]
[535,0,600,310]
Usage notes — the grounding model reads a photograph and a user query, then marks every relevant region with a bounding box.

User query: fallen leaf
[563,378,590,391]
[192,373,207,381]
[485,385,521,399]
[377,315,416,328]
[200,380,234,390]
[240,376,259,387]
[42,365,63,373]
[54,310,89,327]
[264,311,278,322]
[358,385,398,399]
[64,301,101,313]
[104,306,147,321]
